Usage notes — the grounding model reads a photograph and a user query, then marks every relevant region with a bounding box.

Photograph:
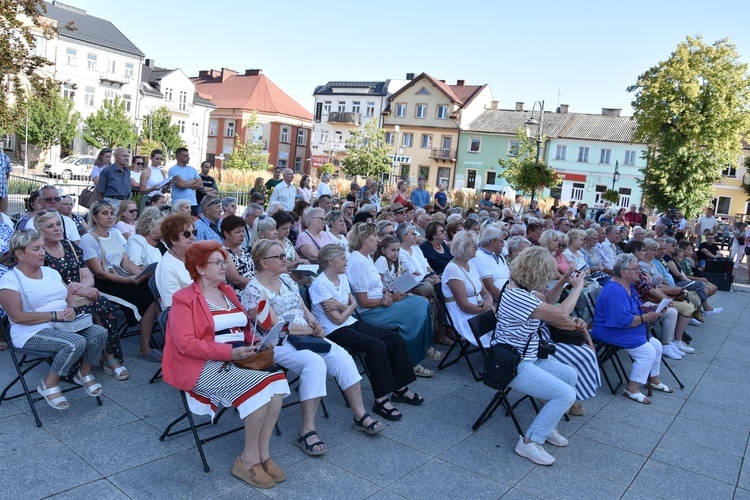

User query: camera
[537,340,557,359]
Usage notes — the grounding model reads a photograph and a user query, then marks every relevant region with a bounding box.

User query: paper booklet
[655,297,672,313]
[391,272,419,294]
[294,265,320,276]
[257,316,291,349]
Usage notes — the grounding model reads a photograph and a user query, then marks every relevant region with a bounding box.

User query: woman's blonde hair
[538,229,559,249]
[348,222,378,251]
[115,200,138,222]
[135,207,164,236]
[567,229,586,246]
[318,243,346,271]
[451,230,478,261]
[251,239,284,271]
[32,210,61,232]
[510,246,558,292]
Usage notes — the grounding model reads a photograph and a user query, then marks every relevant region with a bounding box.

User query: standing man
[368,181,382,212]
[264,166,283,191]
[0,149,11,215]
[433,183,448,212]
[410,177,431,209]
[623,204,639,226]
[567,200,578,218]
[478,191,494,211]
[96,147,132,210]
[269,168,296,211]
[196,160,218,210]
[194,195,224,243]
[169,147,202,215]
[695,207,719,236]
[23,185,81,243]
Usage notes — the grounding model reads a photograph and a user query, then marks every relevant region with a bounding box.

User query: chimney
[601,108,621,116]
[406,73,415,80]
[220,68,238,82]
[456,79,465,87]
[198,70,210,78]
[244,69,262,76]
[490,101,498,111]
[145,58,155,69]
[557,104,569,114]
[210,69,221,78]
[515,102,524,112]
[439,79,446,83]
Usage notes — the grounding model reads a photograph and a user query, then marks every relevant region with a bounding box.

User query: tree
[140,106,184,158]
[83,95,137,149]
[223,112,272,171]
[341,119,391,178]
[16,90,80,161]
[498,129,559,199]
[0,0,60,135]
[628,36,750,217]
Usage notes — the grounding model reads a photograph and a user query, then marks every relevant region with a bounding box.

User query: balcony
[99,72,131,86]
[430,148,456,161]
[327,112,361,125]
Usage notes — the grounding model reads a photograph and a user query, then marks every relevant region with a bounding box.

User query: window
[624,149,636,166]
[84,86,95,107]
[297,129,306,146]
[486,171,496,185]
[124,62,134,79]
[594,185,607,206]
[65,47,77,66]
[104,89,116,104]
[402,133,413,148]
[385,132,394,146]
[62,84,74,101]
[107,59,116,73]
[572,182,585,201]
[618,187,632,208]
[466,169,477,189]
[436,105,448,120]
[395,103,406,118]
[555,144,567,161]
[87,53,97,71]
[334,131,343,146]
[164,88,173,102]
[278,160,287,168]
[280,127,290,143]
[365,102,375,117]
[123,94,132,112]
[421,134,432,149]
[469,137,481,153]
[179,91,187,111]
[225,120,235,137]
[722,165,738,177]
[208,120,218,136]
[716,196,732,215]
[191,122,199,136]
[577,146,590,163]
[177,120,186,134]
[508,141,520,156]
[320,131,328,144]
[323,101,331,114]
[352,101,360,114]
[294,157,302,172]
[415,104,427,119]
[32,36,46,56]
[599,148,612,164]
[337,101,346,113]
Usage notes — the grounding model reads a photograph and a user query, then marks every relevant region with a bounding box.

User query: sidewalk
[1,279,749,499]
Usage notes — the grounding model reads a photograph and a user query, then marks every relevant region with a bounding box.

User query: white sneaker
[515,437,555,465]
[675,340,695,354]
[689,318,702,327]
[662,344,683,360]
[705,308,723,316]
[545,428,569,447]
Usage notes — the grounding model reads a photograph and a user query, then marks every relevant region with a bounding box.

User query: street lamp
[524,100,545,201]
[611,160,620,191]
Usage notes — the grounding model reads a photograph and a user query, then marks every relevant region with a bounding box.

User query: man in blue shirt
[97,147,132,211]
[479,191,494,211]
[410,177,431,209]
[194,195,224,243]
[169,147,202,215]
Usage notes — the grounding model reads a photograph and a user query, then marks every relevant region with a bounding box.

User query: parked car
[43,155,96,180]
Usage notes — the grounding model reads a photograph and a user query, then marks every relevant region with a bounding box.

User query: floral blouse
[241,274,307,332]
[225,245,255,294]
[44,240,85,284]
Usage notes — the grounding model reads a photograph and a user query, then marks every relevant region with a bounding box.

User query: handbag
[287,335,331,353]
[482,343,521,390]
[78,186,98,209]
[548,325,586,346]
[234,345,275,370]
[745,246,750,256]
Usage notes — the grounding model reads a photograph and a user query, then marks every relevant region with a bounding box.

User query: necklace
[44,242,64,257]
[168,248,184,261]
[431,241,443,252]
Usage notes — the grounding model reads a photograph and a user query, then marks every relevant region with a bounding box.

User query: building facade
[711,143,750,221]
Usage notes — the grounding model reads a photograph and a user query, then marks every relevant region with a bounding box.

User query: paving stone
[651,434,742,484]
[630,459,735,499]
[389,458,509,500]
[515,462,627,499]
[553,435,647,485]
[46,479,130,499]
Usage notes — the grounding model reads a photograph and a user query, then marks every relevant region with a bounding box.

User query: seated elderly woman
[376,220,396,239]
[325,211,349,252]
[242,239,382,456]
[296,207,334,264]
[539,230,568,277]
[563,229,588,272]
[491,246,583,466]
[125,207,165,268]
[470,225,510,304]
[271,210,308,272]
[310,244,422,421]
[36,210,127,380]
[0,230,107,410]
[347,223,434,378]
[220,215,254,294]
[59,195,88,235]
[505,235,531,264]
[419,221,453,275]
[79,202,158,362]
[155,213,196,309]
[222,196,238,217]
[173,199,193,216]
[164,241,289,489]
[591,253,671,404]
[442,230,494,346]
[662,237,719,319]
[582,228,610,285]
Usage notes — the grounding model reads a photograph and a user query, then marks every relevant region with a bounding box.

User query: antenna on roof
[557,88,562,108]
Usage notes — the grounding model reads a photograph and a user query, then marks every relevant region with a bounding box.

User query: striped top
[492,286,541,360]
[207,294,247,343]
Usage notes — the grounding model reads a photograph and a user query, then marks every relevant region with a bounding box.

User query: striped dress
[186,294,289,419]
[540,323,601,400]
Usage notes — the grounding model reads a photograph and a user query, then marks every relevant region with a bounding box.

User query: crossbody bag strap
[451,259,478,298]
[65,240,82,283]
[304,230,322,251]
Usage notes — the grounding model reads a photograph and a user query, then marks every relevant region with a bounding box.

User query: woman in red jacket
[163,241,289,490]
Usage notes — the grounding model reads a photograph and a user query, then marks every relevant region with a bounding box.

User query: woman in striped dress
[163,241,290,490]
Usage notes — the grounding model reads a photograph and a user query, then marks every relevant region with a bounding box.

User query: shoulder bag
[78,186,98,209]
[482,281,529,390]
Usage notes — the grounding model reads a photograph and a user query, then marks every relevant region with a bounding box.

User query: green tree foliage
[17,90,80,159]
[341,119,391,178]
[498,129,559,198]
[223,112,272,171]
[628,36,750,217]
[83,95,137,149]
[0,0,60,134]
[320,163,335,174]
[140,106,184,159]
[602,189,621,204]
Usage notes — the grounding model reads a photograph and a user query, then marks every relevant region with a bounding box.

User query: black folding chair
[147,278,165,384]
[435,285,482,380]
[0,319,102,427]
[583,289,628,394]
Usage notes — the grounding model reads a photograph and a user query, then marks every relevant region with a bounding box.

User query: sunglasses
[127,209,138,213]
[43,196,62,203]
[208,200,221,206]
[182,229,198,238]
[134,162,144,166]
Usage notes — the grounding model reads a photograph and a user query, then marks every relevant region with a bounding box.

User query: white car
[43,155,96,180]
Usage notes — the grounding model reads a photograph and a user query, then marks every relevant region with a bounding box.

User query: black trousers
[327,322,416,399]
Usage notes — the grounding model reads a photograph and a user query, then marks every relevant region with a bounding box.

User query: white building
[139,60,215,162]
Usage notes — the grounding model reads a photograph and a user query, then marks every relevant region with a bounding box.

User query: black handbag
[482,343,521,390]
[287,335,331,353]
[548,325,586,346]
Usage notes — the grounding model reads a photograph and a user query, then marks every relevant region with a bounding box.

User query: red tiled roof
[191,72,312,120]
[389,73,463,104]
[451,84,485,107]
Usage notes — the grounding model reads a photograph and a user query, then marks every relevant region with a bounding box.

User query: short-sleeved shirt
[79,228,127,268]
[310,272,357,334]
[442,260,483,303]
[225,245,254,295]
[491,287,542,360]
[696,216,718,235]
[471,248,510,291]
[346,250,384,310]
[419,241,452,275]
[316,181,332,198]
[43,239,85,283]
[591,281,647,349]
[410,188,431,208]
[241,274,307,329]
[0,152,12,198]
[327,232,349,252]
[265,177,283,190]
[195,215,223,243]
[125,234,162,267]
[399,246,429,278]
[295,230,334,253]
[698,242,719,259]
[169,164,200,206]
[97,164,131,198]
[197,174,217,206]
[434,191,447,208]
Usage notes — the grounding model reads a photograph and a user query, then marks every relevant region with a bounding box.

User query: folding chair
[147,277,164,384]
[648,323,685,390]
[583,289,628,394]
[435,285,482,381]
[0,319,102,428]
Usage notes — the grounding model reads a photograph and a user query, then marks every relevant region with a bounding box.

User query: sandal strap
[354,413,379,430]
[298,431,324,449]
[76,372,96,384]
[38,381,62,397]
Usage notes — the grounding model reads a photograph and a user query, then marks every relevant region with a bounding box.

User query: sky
[55,0,750,117]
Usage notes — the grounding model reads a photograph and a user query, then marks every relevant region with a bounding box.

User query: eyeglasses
[626,267,640,271]
[127,209,138,213]
[35,209,58,216]
[208,200,221,206]
[182,229,198,238]
[207,260,230,268]
[263,253,287,261]
[42,196,61,203]
[134,162,143,166]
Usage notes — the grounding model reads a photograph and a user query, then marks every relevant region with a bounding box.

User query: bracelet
[50,311,56,323]
[640,314,644,324]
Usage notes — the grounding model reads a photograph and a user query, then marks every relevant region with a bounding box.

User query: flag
[256,290,273,332]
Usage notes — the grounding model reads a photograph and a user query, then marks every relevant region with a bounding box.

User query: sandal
[413,364,434,378]
[372,398,402,421]
[73,371,103,397]
[391,387,424,406]
[353,413,383,435]
[37,380,69,410]
[646,382,674,393]
[102,358,129,380]
[231,456,275,489]
[623,389,651,404]
[427,347,445,360]
[296,431,326,456]
[0,340,7,351]
[434,332,454,346]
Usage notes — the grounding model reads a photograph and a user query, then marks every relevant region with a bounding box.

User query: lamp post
[611,160,620,191]
[524,100,545,202]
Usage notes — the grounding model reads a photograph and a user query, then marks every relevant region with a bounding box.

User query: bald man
[96,147,132,210]
[268,168,297,210]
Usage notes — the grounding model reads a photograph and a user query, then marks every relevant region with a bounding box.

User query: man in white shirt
[695,207,719,235]
[268,168,296,211]
[24,185,80,243]
[567,201,578,218]
[510,195,524,218]
[596,225,618,275]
